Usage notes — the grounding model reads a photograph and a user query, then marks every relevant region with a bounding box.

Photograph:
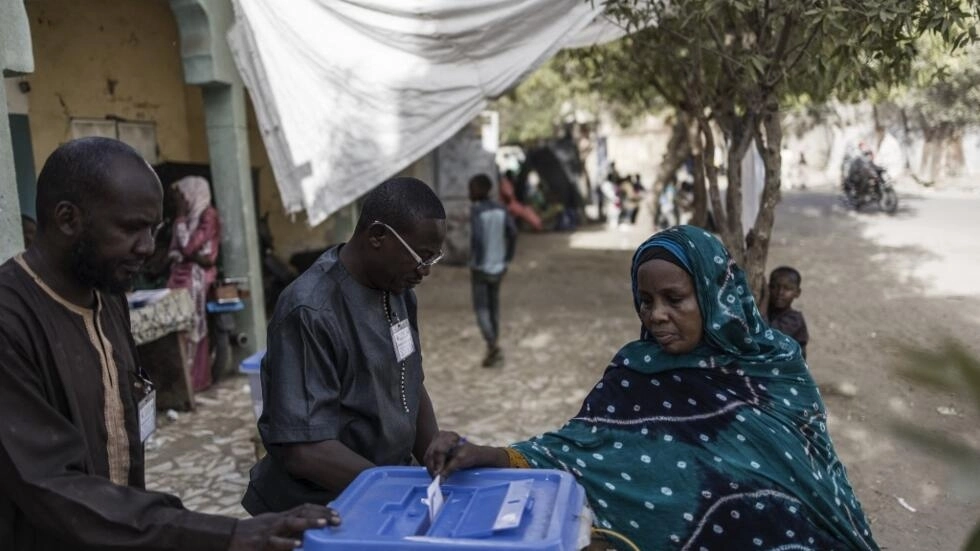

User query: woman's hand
[228,504,340,551]
[424,431,509,478]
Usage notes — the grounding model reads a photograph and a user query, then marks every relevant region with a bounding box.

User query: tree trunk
[690,152,709,227]
[946,127,964,177]
[745,103,784,303]
[717,117,755,267]
[899,107,913,170]
[698,116,724,234]
[925,129,947,182]
[650,112,692,228]
[688,116,709,227]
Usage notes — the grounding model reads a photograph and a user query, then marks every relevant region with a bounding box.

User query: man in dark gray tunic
[243,178,447,513]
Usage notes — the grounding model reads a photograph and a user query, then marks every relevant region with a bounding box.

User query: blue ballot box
[304,467,589,550]
[238,349,266,420]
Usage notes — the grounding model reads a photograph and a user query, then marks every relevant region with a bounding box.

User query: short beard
[69,232,131,294]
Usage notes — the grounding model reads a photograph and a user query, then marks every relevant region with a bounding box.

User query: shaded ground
[147,188,979,550]
[765,189,980,550]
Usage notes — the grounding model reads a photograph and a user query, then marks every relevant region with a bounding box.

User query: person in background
[469,174,518,367]
[844,142,879,200]
[630,174,646,224]
[766,266,810,358]
[0,137,339,551]
[243,177,447,515]
[657,180,678,229]
[167,176,221,391]
[20,213,36,249]
[499,169,543,231]
[617,174,641,226]
[425,226,876,551]
[599,174,621,230]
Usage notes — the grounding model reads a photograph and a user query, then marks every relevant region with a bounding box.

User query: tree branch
[776,25,822,88]
[763,14,796,89]
[746,102,784,300]
[656,23,750,73]
[699,114,728,237]
[723,110,757,241]
[621,35,683,107]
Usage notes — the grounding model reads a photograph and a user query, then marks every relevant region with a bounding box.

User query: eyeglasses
[372,221,444,269]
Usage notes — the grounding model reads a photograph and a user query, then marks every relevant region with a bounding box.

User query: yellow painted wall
[25,0,209,167]
[22,0,432,262]
[21,0,323,257]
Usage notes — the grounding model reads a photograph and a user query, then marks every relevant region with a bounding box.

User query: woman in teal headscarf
[426,225,878,550]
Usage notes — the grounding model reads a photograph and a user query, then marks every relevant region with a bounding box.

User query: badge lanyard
[382,291,414,414]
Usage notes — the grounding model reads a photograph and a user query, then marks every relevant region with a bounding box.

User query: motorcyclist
[845,142,882,201]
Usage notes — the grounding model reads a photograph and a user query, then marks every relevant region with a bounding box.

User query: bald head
[354,177,446,235]
[29,138,164,295]
[35,137,158,231]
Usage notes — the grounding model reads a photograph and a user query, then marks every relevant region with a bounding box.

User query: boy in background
[767,266,810,358]
[469,174,518,367]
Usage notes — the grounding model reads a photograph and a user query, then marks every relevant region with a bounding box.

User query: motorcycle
[841,156,899,214]
[207,277,250,382]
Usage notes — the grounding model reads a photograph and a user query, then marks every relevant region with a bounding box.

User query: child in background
[469,174,518,367]
[767,266,810,358]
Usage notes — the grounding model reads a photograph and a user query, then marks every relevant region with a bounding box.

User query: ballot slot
[422,479,534,539]
[376,485,431,537]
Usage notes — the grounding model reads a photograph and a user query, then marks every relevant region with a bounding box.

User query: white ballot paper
[426,475,445,522]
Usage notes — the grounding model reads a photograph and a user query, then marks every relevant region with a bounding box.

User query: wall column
[202,82,266,355]
[170,0,265,361]
[0,0,34,262]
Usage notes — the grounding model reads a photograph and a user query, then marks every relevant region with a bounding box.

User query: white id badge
[139,390,157,442]
[390,318,415,362]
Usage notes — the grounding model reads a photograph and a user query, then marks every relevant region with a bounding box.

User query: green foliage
[495,1,980,147]
[893,340,980,550]
[491,48,666,144]
[593,0,979,119]
[491,52,599,144]
[890,37,980,133]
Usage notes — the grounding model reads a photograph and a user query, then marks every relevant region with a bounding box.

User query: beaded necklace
[382,291,410,414]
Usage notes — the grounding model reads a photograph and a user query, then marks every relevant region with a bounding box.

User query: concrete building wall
[433,119,496,265]
[598,113,671,189]
[183,85,209,164]
[1,0,35,261]
[18,0,446,264]
[5,78,28,114]
[24,0,207,166]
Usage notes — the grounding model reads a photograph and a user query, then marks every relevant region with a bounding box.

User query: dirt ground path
[147,188,979,550]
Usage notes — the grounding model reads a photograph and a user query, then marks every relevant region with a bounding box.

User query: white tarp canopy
[228,0,623,225]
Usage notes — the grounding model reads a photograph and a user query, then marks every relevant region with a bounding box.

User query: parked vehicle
[207,278,250,382]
